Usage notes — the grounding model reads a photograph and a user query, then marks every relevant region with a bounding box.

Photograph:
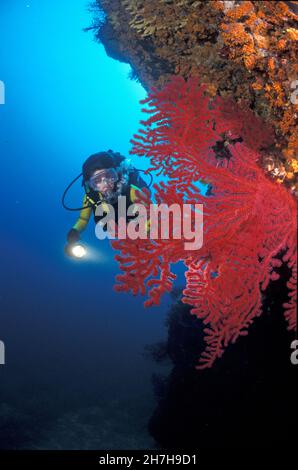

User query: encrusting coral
[92,0,298,195]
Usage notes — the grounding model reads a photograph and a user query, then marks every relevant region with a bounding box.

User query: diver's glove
[64,243,74,257]
[65,229,80,257]
[67,228,80,244]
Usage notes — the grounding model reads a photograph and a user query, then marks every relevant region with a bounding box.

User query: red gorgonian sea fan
[112,76,297,369]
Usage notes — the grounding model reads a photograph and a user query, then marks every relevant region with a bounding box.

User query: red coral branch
[113,76,297,369]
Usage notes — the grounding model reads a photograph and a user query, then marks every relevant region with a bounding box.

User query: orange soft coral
[94,0,298,195]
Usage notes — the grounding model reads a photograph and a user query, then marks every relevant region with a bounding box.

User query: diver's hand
[67,228,80,244]
[64,243,75,257]
[65,229,80,257]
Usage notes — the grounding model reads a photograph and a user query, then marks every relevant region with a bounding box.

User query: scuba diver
[63,150,151,257]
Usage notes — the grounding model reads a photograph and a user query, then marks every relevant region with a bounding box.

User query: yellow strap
[101,202,110,214]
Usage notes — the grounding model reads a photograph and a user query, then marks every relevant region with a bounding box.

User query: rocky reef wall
[92,0,298,195]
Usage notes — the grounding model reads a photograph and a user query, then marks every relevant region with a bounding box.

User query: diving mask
[88,168,118,192]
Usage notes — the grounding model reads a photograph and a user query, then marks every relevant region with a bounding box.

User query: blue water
[0,0,179,449]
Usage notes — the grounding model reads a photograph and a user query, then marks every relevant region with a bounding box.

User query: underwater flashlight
[71,243,87,259]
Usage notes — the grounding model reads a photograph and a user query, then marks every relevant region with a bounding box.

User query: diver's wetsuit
[72,181,147,235]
